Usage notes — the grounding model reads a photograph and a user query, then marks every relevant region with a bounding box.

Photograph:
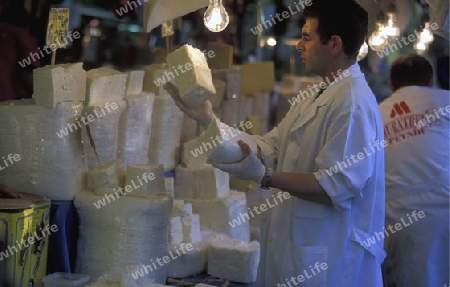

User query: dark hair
[302,0,368,59]
[390,54,433,91]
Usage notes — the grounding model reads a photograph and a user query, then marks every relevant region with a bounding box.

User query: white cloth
[212,63,386,286]
[379,86,450,287]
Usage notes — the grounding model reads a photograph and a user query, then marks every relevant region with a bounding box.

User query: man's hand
[211,140,265,183]
[163,82,215,129]
[0,185,21,198]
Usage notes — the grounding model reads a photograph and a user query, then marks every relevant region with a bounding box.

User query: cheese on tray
[208,239,260,283]
[33,63,86,108]
[165,44,216,106]
[125,70,145,96]
[86,67,127,105]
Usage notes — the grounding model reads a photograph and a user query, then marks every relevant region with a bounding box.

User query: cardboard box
[0,199,35,287]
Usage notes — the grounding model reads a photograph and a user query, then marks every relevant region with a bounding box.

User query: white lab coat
[379,86,450,287]
[218,63,386,286]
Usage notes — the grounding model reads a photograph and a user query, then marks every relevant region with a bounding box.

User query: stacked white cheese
[33,62,86,108]
[166,200,206,277]
[0,62,88,200]
[0,100,85,200]
[82,67,127,169]
[75,192,172,284]
[118,71,155,165]
[208,239,260,283]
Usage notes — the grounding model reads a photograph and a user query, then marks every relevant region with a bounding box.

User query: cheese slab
[125,70,145,96]
[143,63,169,94]
[124,164,165,198]
[174,164,229,199]
[89,160,121,196]
[241,62,275,95]
[208,239,260,283]
[86,67,127,105]
[33,63,86,108]
[206,42,233,69]
[165,44,216,106]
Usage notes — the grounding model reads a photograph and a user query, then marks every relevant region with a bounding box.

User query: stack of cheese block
[0,63,87,200]
[208,239,260,283]
[166,200,208,278]
[75,191,172,284]
[143,63,184,172]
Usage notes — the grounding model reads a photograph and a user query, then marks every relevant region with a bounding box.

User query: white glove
[210,140,265,183]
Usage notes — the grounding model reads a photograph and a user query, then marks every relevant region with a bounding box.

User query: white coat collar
[289,62,363,132]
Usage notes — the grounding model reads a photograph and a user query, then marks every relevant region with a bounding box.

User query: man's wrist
[260,167,274,190]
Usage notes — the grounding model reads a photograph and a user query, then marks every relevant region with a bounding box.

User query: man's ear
[428,77,433,87]
[329,35,344,56]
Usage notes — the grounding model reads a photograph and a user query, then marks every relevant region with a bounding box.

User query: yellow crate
[0,199,35,287]
[21,194,51,287]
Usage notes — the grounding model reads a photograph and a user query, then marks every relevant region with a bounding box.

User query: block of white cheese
[180,138,208,168]
[208,239,260,283]
[143,63,169,94]
[174,165,229,199]
[124,164,165,198]
[82,100,126,170]
[86,67,127,105]
[74,192,172,283]
[148,93,184,172]
[171,200,193,217]
[0,100,85,200]
[210,79,226,109]
[169,216,184,244]
[125,70,145,96]
[206,42,233,70]
[186,191,250,241]
[33,63,86,108]
[117,93,155,165]
[166,242,207,278]
[165,44,216,106]
[89,160,122,196]
[181,214,201,243]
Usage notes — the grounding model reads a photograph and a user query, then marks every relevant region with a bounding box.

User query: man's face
[296,18,331,77]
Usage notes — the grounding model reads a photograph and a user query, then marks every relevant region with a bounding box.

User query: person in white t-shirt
[379,54,449,287]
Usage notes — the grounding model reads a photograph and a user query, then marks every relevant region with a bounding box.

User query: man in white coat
[380,54,449,287]
[165,0,386,286]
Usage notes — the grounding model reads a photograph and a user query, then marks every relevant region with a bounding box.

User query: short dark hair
[390,54,433,91]
[302,0,368,59]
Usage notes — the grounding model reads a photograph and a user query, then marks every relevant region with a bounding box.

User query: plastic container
[42,273,90,287]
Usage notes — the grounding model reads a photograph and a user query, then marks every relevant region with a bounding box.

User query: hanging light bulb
[357,41,368,61]
[382,2,400,40]
[368,22,389,52]
[204,0,229,32]
[419,22,434,44]
[414,41,428,55]
[383,13,400,40]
